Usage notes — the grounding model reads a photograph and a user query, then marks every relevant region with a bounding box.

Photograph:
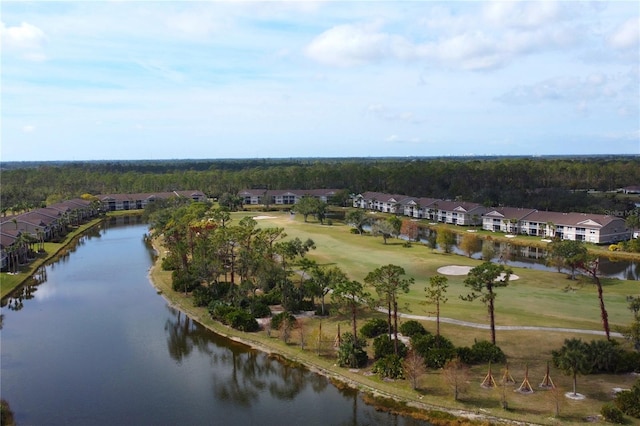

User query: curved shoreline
[146,239,531,426]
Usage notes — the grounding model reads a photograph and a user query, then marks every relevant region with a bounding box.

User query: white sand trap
[564,392,586,400]
[437,265,473,275]
[437,265,519,280]
[253,215,277,220]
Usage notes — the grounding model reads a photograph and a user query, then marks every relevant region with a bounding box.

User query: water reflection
[418,228,639,280]
[0,217,432,425]
[164,306,213,362]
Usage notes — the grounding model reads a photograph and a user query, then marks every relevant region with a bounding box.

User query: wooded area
[2,156,639,216]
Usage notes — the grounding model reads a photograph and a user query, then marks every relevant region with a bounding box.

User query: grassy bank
[149,211,640,425]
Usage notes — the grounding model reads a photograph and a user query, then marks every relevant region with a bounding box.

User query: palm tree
[552,338,589,396]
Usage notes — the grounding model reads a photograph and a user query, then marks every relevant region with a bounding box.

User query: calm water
[418,229,640,281]
[1,218,429,426]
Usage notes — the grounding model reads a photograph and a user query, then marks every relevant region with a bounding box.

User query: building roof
[484,207,538,220]
[435,200,484,213]
[523,211,625,228]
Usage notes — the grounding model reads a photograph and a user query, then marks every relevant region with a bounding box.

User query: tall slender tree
[461,262,511,345]
[331,278,369,339]
[365,264,414,355]
[425,274,448,337]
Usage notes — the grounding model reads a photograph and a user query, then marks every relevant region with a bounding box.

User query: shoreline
[146,239,527,426]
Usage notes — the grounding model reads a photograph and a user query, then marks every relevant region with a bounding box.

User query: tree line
[2,156,639,216]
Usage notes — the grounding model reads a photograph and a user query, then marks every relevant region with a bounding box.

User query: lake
[1,217,429,426]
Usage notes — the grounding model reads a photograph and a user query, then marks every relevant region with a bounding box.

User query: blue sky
[1,1,639,161]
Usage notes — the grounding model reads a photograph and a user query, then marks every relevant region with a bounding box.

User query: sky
[1,1,639,161]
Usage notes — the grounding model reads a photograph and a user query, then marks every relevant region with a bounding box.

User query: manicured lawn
[196,211,638,424]
[242,211,636,333]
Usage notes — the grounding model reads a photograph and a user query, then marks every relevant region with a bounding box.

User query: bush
[192,286,215,307]
[209,281,233,300]
[614,380,640,418]
[250,301,272,318]
[586,339,623,373]
[225,309,260,332]
[337,333,368,368]
[208,301,235,323]
[171,270,200,293]
[256,290,281,306]
[412,334,456,369]
[373,335,407,359]
[617,351,640,374]
[297,299,315,312]
[271,311,296,330]
[399,320,429,338]
[464,340,507,365]
[455,346,475,365]
[161,253,181,271]
[601,403,625,424]
[373,355,405,379]
[360,318,388,338]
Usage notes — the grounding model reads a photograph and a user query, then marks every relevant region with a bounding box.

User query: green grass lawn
[243,211,636,333]
[211,211,640,424]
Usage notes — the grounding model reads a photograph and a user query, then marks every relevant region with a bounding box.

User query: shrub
[399,320,429,338]
[467,340,506,365]
[614,380,640,418]
[209,281,233,300]
[225,309,260,332]
[455,346,475,365]
[192,286,215,307]
[161,254,181,271]
[337,333,368,368]
[250,301,272,318]
[373,355,405,379]
[601,403,625,424]
[360,318,388,338]
[617,351,640,373]
[373,335,407,359]
[586,339,623,373]
[271,311,296,331]
[257,290,281,306]
[208,301,235,323]
[171,270,200,293]
[412,334,456,369]
[297,299,315,312]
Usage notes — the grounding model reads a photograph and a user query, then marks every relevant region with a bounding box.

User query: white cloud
[22,125,36,133]
[608,17,640,50]
[305,22,412,67]
[483,1,562,29]
[0,21,47,60]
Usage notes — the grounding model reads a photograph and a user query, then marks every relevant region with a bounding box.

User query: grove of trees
[3,157,639,217]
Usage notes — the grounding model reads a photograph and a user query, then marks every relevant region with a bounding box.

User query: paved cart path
[378,308,624,338]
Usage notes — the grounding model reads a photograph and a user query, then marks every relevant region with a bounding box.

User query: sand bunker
[437,265,519,281]
[253,215,277,220]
